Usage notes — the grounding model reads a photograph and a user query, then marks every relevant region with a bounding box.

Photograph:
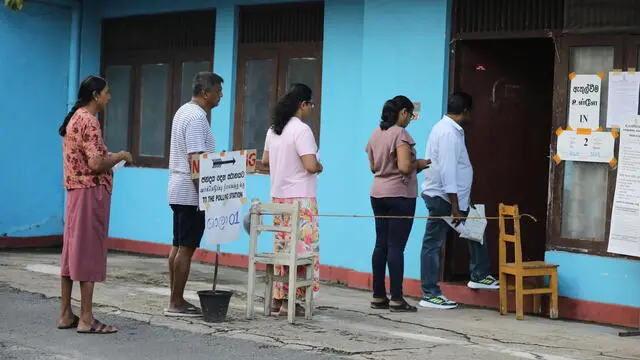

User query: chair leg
[247,261,256,319]
[305,264,313,320]
[264,264,274,316]
[515,275,524,320]
[533,277,542,315]
[499,272,507,315]
[549,271,559,319]
[287,266,297,324]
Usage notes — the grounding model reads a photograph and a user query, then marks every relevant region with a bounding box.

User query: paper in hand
[444,204,487,244]
[112,160,126,173]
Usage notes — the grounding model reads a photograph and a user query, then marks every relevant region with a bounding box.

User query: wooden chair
[246,200,315,324]
[498,203,559,320]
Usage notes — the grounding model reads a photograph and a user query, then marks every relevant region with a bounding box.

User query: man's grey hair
[192,72,224,97]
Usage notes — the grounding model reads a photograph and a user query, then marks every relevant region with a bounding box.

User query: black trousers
[370,196,416,301]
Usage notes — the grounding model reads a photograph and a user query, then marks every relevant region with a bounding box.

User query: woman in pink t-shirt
[261,83,323,317]
[365,96,430,312]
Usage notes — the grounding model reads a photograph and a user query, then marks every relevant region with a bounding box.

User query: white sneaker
[418,295,458,309]
[467,275,500,290]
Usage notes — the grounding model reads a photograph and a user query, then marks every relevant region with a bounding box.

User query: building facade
[1,0,638,327]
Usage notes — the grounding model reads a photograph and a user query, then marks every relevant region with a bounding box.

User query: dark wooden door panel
[446,39,555,280]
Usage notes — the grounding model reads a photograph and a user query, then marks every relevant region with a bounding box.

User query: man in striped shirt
[165,72,223,317]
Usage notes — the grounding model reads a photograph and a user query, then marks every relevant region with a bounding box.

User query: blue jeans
[420,194,490,298]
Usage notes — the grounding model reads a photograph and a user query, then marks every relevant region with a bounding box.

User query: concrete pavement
[0,284,341,360]
[0,248,638,360]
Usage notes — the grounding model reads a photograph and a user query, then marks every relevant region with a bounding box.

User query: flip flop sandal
[389,300,418,313]
[77,320,118,335]
[163,306,202,317]
[370,299,390,310]
[184,301,201,312]
[57,315,80,329]
[271,299,284,313]
[279,303,306,317]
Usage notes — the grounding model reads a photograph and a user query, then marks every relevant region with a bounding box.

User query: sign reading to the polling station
[198,151,247,211]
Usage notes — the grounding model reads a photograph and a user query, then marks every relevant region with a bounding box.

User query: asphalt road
[0,284,343,360]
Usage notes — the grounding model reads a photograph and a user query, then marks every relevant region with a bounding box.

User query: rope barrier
[253,212,538,222]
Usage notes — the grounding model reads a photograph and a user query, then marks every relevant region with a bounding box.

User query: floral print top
[62,108,113,193]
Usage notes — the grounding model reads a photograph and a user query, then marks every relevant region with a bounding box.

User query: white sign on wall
[606,71,640,128]
[568,73,603,130]
[554,128,617,166]
[608,116,640,258]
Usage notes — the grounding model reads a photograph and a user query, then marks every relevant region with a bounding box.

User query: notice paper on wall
[606,71,640,128]
[568,73,602,130]
[608,116,640,258]
[445,204,487,244]
[554,128,616,166]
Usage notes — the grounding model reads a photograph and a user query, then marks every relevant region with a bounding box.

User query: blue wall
[545,251,640,308]
[78,0,453,280]
[0,1,74,237]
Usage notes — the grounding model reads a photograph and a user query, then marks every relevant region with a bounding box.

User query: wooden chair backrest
[248,200,300,264]
[498,203,523,267]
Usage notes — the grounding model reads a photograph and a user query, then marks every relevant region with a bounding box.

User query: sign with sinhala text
[198,151,247,246]
[567,73,603,130]
[199,151,247,211]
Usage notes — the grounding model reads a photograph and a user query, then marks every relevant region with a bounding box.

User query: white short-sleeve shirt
[168,102,216,206]
[264,117,318,198]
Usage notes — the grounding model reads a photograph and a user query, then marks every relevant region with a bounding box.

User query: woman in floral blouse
[57,76,132,334]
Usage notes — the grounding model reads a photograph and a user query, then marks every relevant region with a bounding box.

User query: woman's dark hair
[59,75,108,137]
[380,95,414,130]
[271,83,312,135]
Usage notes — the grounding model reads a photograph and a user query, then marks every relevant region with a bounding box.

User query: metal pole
[212,244,220,291]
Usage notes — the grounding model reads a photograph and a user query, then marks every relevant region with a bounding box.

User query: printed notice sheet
[446,204,487,244]
[606,71,640,128]
[555,129,616,164]
[608,116,640,257]
[568,74,602,130]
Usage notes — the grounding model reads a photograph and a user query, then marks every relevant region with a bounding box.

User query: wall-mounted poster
[608,116,640,258]
[606,70,640,128]
[568,73,602,130]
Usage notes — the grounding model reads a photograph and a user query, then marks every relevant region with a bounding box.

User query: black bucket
[197,290,233,323]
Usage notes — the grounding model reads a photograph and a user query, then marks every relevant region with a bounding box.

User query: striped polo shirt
[168,102,216,206]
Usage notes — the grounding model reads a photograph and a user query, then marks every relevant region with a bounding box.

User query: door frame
[446,37,556,281]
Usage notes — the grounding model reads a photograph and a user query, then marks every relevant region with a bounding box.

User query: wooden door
[445,38,555,280]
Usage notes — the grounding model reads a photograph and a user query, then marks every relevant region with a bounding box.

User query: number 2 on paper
[584,138,589,147]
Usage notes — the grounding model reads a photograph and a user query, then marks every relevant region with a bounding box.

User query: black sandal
[389,300,417,313]
[370,298,390,309]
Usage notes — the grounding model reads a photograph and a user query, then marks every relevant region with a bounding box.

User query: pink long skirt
[60,185,111,282]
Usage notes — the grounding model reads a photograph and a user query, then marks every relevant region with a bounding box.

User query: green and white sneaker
[418,295,458,309]
[467,275,500,290]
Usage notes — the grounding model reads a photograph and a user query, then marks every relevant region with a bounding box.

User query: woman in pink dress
[57,76,132,334]
[261,83,322,317]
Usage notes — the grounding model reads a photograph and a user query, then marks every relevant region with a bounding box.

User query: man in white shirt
[165,72,223,317]
[419,92,499,310]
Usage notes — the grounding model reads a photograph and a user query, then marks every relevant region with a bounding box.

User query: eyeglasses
[304,101,315,109]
